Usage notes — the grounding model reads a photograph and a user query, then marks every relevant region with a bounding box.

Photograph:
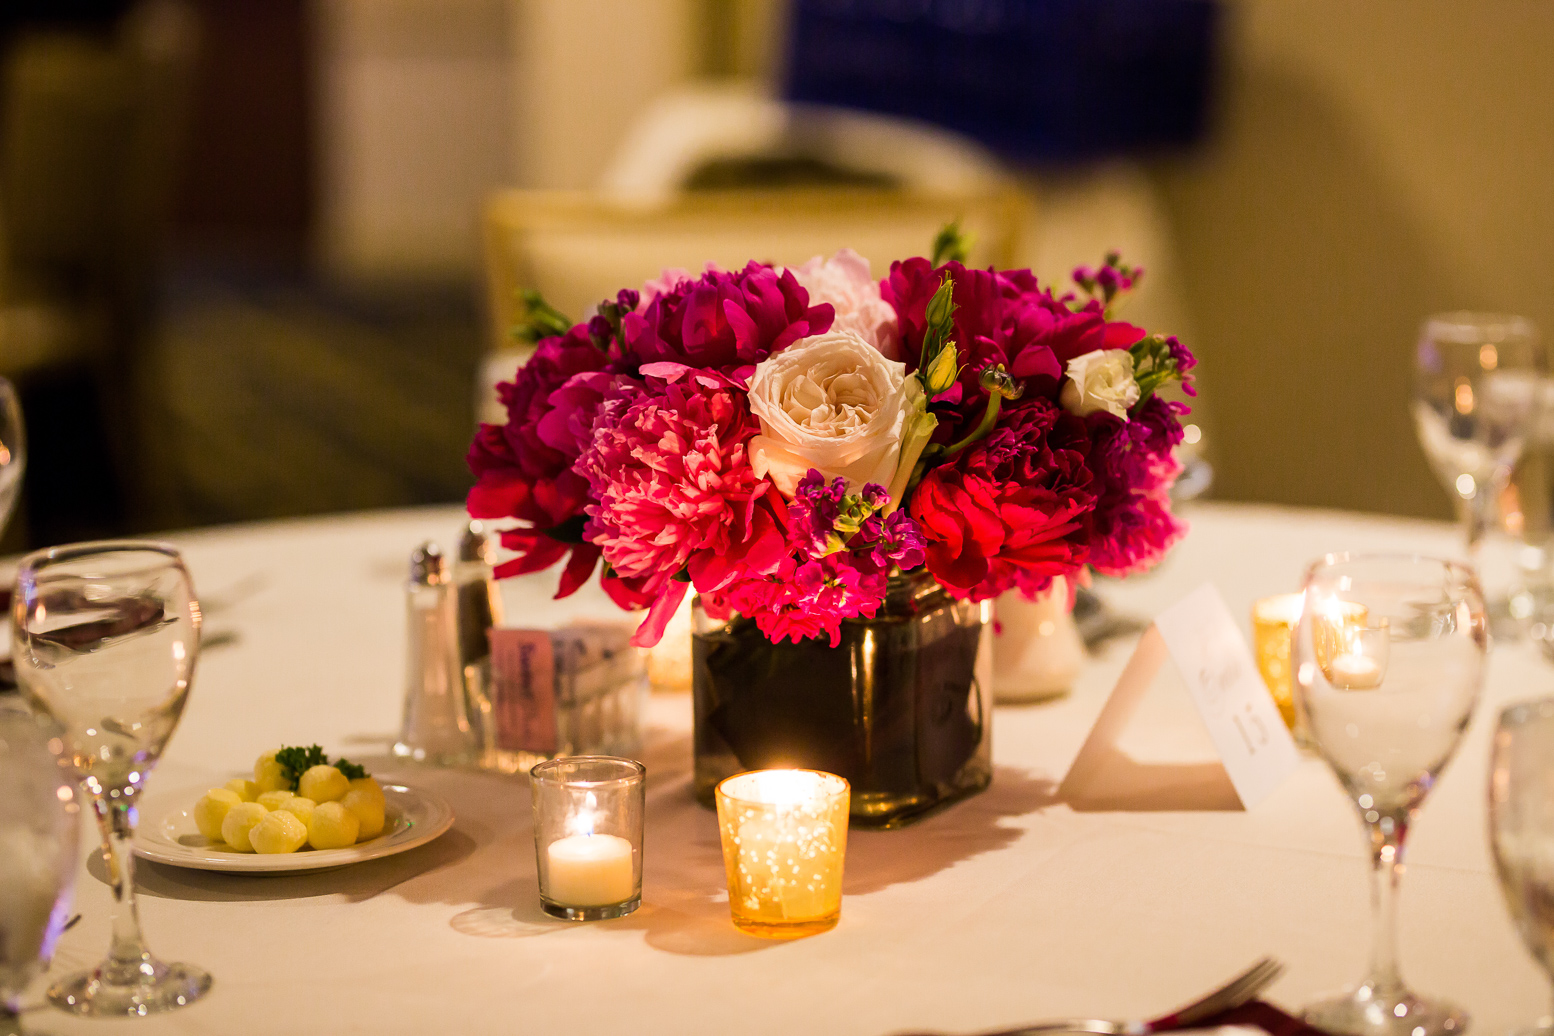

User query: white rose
[1060,349,1140,420]
[786,249,903,361]
[747,329,910,497]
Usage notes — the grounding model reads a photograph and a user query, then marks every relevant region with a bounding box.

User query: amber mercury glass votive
[715,769,849,939]
[1251,593,1306,731]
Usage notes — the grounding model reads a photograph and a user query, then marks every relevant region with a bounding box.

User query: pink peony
[577,367,787,646]
[909,398,1096,601]
[786,249,902,360]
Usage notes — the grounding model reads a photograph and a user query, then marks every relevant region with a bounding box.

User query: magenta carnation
[619,261,834,373]
[1085,394,1188,577]
[910,398,1096,601]
[714,553,888,647]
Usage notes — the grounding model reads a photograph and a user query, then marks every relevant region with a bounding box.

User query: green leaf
[511,289,574,345]
[334,758,367,780]
[931,221,972,265]
[540,514,588,544]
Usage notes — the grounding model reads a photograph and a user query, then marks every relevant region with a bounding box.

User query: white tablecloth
[19,502,1551,1035]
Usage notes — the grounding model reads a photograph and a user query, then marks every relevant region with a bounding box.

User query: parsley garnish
[273,744,369,789]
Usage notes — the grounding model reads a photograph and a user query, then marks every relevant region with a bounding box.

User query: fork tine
[1163,958,1284,1027]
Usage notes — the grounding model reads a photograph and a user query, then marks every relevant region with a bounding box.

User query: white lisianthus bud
[1059,349,1140,420]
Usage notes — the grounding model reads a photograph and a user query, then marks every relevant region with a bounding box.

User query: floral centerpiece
[469,230,1196,825]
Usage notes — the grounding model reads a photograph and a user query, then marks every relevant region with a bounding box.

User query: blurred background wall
[0,0,1549,548]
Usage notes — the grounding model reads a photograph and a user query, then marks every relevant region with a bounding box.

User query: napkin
[1192,999,1332,1036]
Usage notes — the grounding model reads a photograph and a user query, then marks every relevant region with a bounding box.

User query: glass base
[541,896,639,921]
[49,960,211,1017]
[730,911,838,940]
[1303,983,1467,1036]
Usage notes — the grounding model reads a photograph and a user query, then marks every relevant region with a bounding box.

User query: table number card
[1060,583,1299,810]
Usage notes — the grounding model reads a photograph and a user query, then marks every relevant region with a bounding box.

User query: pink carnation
[578,368,787,646]
[712,553,888,647]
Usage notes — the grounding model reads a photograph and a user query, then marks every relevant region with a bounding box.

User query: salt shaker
[456,521,504,759]
[393,542,478,766]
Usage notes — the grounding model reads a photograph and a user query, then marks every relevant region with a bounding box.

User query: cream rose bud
[748,329,911,498]
[1060,349,1141,420]
[786,249,903,361]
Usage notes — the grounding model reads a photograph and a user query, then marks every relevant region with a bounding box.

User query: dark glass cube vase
[692,573,992,828]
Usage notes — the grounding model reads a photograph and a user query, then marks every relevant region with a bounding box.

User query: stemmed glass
[12,542,210,1017]
[1293,554,1487,1036]
[0,694,79,1034]
[1413,312,1542,555]
[1490,698,1554,1036]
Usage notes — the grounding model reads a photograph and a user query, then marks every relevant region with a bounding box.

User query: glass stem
[92,795,157,987]
[1366,814,1409,995]
[1458,487,1496,556]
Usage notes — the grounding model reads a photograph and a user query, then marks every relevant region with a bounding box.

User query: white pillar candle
[545,833,634,907]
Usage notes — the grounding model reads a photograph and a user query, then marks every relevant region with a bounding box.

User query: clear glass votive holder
[530,756,645,921]
[715,769,849,939]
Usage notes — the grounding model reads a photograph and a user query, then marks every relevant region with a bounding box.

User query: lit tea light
[530,756,645,921]
[1328,652,1383,690]
[715,769,849,939]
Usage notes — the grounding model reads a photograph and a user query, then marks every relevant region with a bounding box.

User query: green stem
[943,392,1003,458]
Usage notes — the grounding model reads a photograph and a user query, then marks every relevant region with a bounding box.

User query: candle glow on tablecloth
[715,769,849,939]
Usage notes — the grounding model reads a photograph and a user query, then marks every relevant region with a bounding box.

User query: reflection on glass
[1490,698,1554,1036]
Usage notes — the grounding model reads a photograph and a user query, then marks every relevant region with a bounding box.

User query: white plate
[133,784,454,874]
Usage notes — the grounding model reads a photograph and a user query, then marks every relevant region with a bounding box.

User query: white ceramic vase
[992,577,1086,703]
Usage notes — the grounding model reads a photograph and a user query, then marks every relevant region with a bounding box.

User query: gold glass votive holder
[715,769,849,939]
[1251,593,1306,731]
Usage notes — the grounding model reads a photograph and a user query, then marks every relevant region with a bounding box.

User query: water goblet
[0,694,78,1034]
[1293,553,1487,1036]
[1413,312,1542,555]
[1490,697,1554,1036]
[12,542,210,1017]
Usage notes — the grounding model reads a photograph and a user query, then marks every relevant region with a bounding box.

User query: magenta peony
[619,261,834,373]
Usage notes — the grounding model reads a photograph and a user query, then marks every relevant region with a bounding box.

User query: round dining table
[17,501,1551,1036]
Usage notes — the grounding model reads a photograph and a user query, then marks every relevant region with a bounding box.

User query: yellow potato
[223,778,258,803]
[249,810,308,854]
[298,765,349,804]
[253,756,290,794]
[278,796,315,827]
[347,776,384,806]
[220,801,270,852]
[256,790,294,811]
[193,788,242,841]
[306,801,359,850]
[339,787,385,840]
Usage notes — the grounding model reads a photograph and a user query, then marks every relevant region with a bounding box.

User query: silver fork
[970,957,1284,1036]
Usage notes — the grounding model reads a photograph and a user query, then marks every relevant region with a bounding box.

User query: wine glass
[1490,697,1554,1036]
[0,378,25,539]
[0,694,78,1033]
[12,542,210,1017]
[1293,553,1487,1036]
[1414,313,1542,554]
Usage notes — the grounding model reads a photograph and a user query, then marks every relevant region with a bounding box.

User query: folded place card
[1059,583,1299,812]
